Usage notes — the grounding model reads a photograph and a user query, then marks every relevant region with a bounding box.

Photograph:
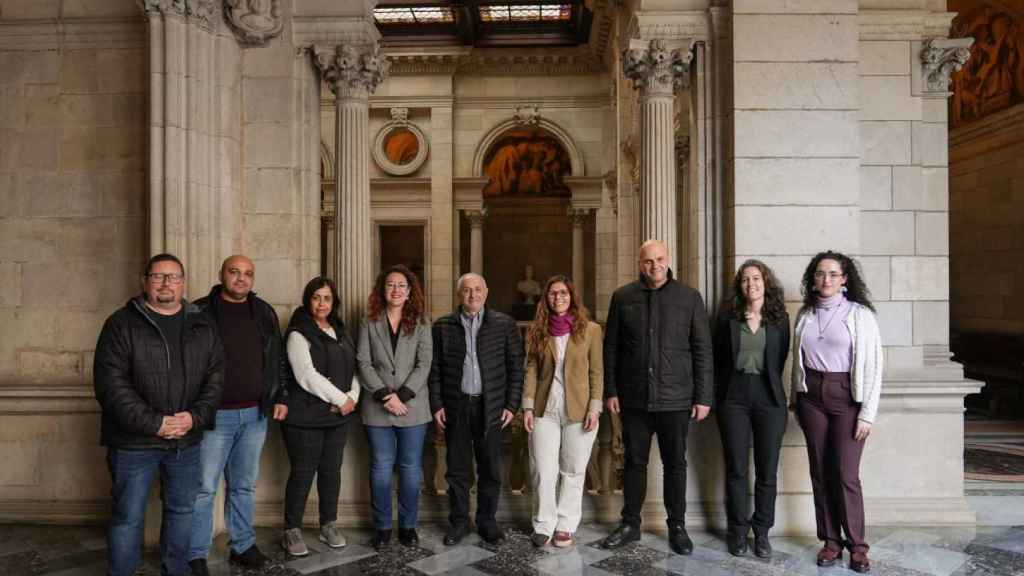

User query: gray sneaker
[320,521,347,548]
[282,527,309,557]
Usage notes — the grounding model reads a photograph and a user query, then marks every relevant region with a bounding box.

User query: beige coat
[523,321,604,422]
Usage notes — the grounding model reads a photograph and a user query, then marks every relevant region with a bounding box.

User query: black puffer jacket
[603,271,714,411]
[194,285,288,416]
[93,296,224,449]
[429,307,524,434]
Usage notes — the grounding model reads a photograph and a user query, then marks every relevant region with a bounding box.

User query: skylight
[373,6,456,25]
[478,4,573,23]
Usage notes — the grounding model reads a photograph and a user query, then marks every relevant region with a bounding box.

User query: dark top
[429,306,524,435]
[284,306,357,428]
[195,284,289,416]
[218,299,263,408]
[713,310,791,407]
[93,296,224,450]
[388,317,400,355]
[737,322,766,375]
[603,270,714,411]
[145,306,186,396]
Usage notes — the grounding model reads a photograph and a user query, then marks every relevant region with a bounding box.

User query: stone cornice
[623,11,710,45]
[859,10,957,40]
[384,50,606,76]
[0,18,146,50]
[291,15,380,48]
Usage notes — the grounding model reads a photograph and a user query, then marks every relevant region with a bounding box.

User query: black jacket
[603,271,714,411]
[283,306,357,428]
[93,296,224,450]
[194,285,288,416]
[712,310,790,407]
[429,307,524,433]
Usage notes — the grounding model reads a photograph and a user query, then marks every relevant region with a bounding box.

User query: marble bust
[516,265,542,306]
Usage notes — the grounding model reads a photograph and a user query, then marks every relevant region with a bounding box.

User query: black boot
[668,523,694,555]
[370,529,392,550]
[727,532,749,557]
[398,528,419,547]
[601,523,641,549]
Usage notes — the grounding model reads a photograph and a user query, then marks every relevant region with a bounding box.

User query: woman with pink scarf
[522,275,604,548]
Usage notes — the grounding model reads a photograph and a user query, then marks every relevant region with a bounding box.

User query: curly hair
[800,250,875,312]
[723,259,788,325]
[525,275,591,359]
[367,264,427,335]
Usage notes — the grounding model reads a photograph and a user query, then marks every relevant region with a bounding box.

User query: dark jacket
[93,296,224,450]
[283,306,357,428]
[429,307,524,433]
[603,271,714,411]
[712,310,790,407]
[194,285,288,416]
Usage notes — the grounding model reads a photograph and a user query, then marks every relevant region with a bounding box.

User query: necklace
[814,303,842,341]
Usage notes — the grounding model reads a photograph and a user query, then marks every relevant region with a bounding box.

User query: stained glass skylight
[478,4,573,23]
[374,6,455,25]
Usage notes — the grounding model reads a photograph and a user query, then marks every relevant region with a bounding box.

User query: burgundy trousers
[796,368,868,551]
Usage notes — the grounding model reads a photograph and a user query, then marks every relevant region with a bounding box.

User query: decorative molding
[622,39,694,96]
[224,0,283,47]
[454,178,488,211]
[390,107,409,125]
[385,50,606,76]
[0,18,146,50]
[513,105,540,126]
[676,134,690,164]
[920,37,973,95]
[603,170,618,215]
[292,16,381,49]
[567,207,591,227]
[313,43,389,100]
[139,0,218,29]
[0,386,99,415]
[623,11,710,45]
[858,10,957,40]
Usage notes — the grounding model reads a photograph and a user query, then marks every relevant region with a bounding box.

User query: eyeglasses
[813,271,844,281]
[147,273,184,285]
[547,289,571,299]
[385,283,409,292]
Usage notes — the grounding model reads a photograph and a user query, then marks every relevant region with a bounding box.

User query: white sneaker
[282,527,309,557]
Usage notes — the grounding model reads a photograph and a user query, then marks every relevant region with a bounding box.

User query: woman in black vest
[713,260,790,559]
[280,277,361,557]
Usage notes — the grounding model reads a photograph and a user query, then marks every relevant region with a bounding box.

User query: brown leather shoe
[816,543,842,566]
[849,549,871,573]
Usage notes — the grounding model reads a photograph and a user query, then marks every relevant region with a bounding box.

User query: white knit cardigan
[790,302,884,423]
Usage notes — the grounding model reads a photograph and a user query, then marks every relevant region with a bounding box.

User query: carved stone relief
[513,105,541,126]
[949,3,1024,127]
[622,39,693,96]
[313,44,390,100]
[138,0,218,29]
[224,0,283,47]
[922,38,974,94]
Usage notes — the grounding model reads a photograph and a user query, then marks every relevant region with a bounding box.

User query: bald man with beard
[187,255,289,575]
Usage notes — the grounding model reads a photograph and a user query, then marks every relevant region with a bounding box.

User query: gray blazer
[357,316,433,427]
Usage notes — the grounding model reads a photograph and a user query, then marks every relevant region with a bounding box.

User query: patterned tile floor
[2,523,1024,576]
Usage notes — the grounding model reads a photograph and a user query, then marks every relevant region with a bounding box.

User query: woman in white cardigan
[791,251,882,574]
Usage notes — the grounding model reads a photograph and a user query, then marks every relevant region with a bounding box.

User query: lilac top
[800,293,853,373]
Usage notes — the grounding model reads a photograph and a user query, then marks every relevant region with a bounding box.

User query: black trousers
[445,395,503,530]
[716,372,787,537]
[281,423,349,530]
[620,408,690,528]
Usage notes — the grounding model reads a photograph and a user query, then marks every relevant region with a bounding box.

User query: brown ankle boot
[849,549,870,573]
[816,543,842,566]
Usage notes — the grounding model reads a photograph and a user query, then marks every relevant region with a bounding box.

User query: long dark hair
[366,264,426,336]
[800,251,875,312]
[301,276,341,323]
[723,259,787,325]
[525,275,591,359]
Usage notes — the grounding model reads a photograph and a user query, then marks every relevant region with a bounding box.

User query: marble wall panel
[891,256,949,300]
[734,110,859,158]
[859,75,921,121]
[734,62,858,110]
[733,158,858,206]
[860,211,915,255]
[734,15,857,62]
[915,212,949,256]
[913,301,950,345]
[734,206,858,255]
[860,41,912,76]
[860,165,893,210]
[861,120,912,165]
[874,300,913,346]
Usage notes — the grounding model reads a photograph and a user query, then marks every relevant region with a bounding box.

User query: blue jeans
[365,423,428,529]
[106,444,200,576]
[188,407,268,560]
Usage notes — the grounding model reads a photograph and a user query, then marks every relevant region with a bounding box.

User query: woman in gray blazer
[357,264,432,550]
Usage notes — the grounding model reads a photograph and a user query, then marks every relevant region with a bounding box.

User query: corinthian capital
[622,39,693,96]
[921,37,973,94]
[313,44,389,100]
[138,0,217,29]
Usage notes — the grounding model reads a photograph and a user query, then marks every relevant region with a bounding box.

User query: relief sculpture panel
[950,1,1024,126]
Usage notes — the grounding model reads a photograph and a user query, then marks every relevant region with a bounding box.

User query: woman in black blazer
[714,259,790,559]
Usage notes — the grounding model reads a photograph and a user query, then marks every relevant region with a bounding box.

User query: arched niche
[472,118,585,179]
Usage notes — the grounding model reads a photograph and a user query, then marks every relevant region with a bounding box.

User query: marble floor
[2,523,1024,576]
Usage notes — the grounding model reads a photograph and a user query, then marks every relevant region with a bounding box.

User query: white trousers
[529,405,598,535]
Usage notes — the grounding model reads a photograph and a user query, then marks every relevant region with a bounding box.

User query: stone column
[568,208,589,301]
[622,39,692,272]
[466,209,487,274]
[313,44,388,332]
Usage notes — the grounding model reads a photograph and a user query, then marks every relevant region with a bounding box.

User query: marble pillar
[622,39,692,272]
[568,208,589,301]
[466,209,486,275]
[313,44,388,333]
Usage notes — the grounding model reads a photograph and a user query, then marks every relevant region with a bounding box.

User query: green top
[736,320,766,375]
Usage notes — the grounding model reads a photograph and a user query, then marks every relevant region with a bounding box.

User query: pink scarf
[548,313,574,337]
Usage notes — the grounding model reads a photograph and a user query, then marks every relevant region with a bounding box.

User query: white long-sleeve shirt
[286,329,361,407]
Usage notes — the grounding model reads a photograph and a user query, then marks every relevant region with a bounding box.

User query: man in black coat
[187,255,289,574]
[429,273,524,546]
[601,240,714,555]
[93,253,223,576]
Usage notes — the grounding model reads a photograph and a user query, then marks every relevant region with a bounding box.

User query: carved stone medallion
[224,0,283,47]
